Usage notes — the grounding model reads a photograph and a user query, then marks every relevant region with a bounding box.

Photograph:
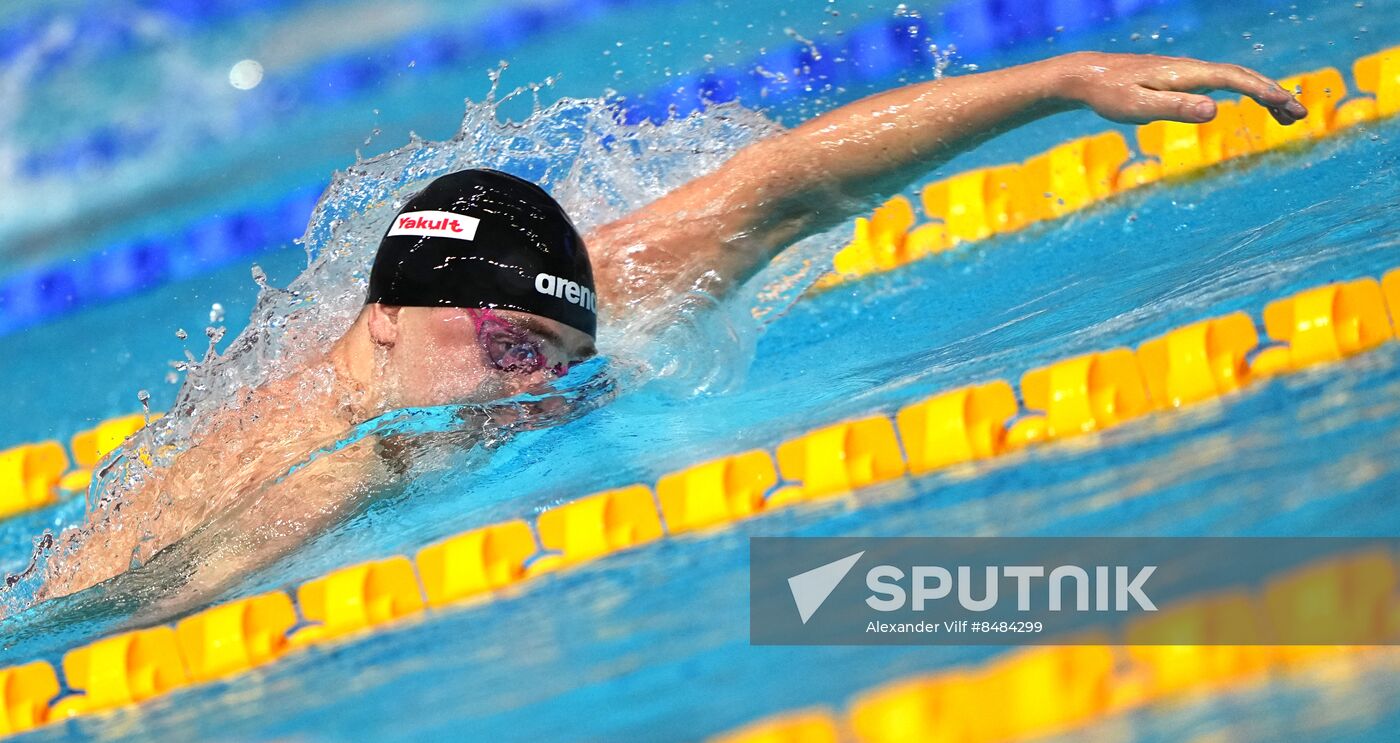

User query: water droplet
[784,28,821,60]
[228,59,263,90]
[209,303,225,324]
[175,328,188,340]
[407,60,417,68]
[1253,43,1265,52]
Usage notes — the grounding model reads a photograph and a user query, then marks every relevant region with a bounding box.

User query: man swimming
[39,52,1307,602]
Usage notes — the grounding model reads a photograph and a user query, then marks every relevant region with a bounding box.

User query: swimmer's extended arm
[588,52,1307,307]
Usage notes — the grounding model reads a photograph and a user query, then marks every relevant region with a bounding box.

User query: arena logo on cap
[387,210,481,241]
[535,273,596,313]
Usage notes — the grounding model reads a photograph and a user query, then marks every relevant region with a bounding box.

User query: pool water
[3,0,1400,740]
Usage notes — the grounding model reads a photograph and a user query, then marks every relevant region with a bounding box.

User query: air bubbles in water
[929,44,957,79]
[228,59,263,90]
[251,264,268,290]
[784,28,821,61]
[175,328,187,340]
[1253,43,1265,53]
[209,303,225,324]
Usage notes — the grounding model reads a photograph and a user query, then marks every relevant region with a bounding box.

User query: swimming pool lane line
[1,254,1397,736]
[4,44,1396,527]
[707,622,1400,743]
[0,414,157,522]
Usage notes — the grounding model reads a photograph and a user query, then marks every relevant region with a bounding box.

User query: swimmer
[39,52,1307,602]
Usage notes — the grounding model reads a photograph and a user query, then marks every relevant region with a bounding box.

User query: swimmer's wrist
[1021,54,1087,114]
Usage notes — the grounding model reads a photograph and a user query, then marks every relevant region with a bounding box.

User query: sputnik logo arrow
[787,551,865,624]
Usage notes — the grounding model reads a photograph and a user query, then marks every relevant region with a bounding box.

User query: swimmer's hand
[1051,51,1307,126]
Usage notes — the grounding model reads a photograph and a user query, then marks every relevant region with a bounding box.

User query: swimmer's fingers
[1114,87,1219,125]
[1157,59,1308,125]
[1062,53,1307,127]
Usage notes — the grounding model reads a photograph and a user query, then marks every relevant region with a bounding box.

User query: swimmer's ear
[366,303,402,347]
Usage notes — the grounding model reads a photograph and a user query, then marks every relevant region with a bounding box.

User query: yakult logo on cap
[387,210,481,241]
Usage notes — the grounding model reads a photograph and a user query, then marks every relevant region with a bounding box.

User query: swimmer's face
[366,304,596,408]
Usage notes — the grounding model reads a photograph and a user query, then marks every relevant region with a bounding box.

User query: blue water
[3,0,1400,740]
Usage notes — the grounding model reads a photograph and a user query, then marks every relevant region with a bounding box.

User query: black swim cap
[366,169,597,338]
